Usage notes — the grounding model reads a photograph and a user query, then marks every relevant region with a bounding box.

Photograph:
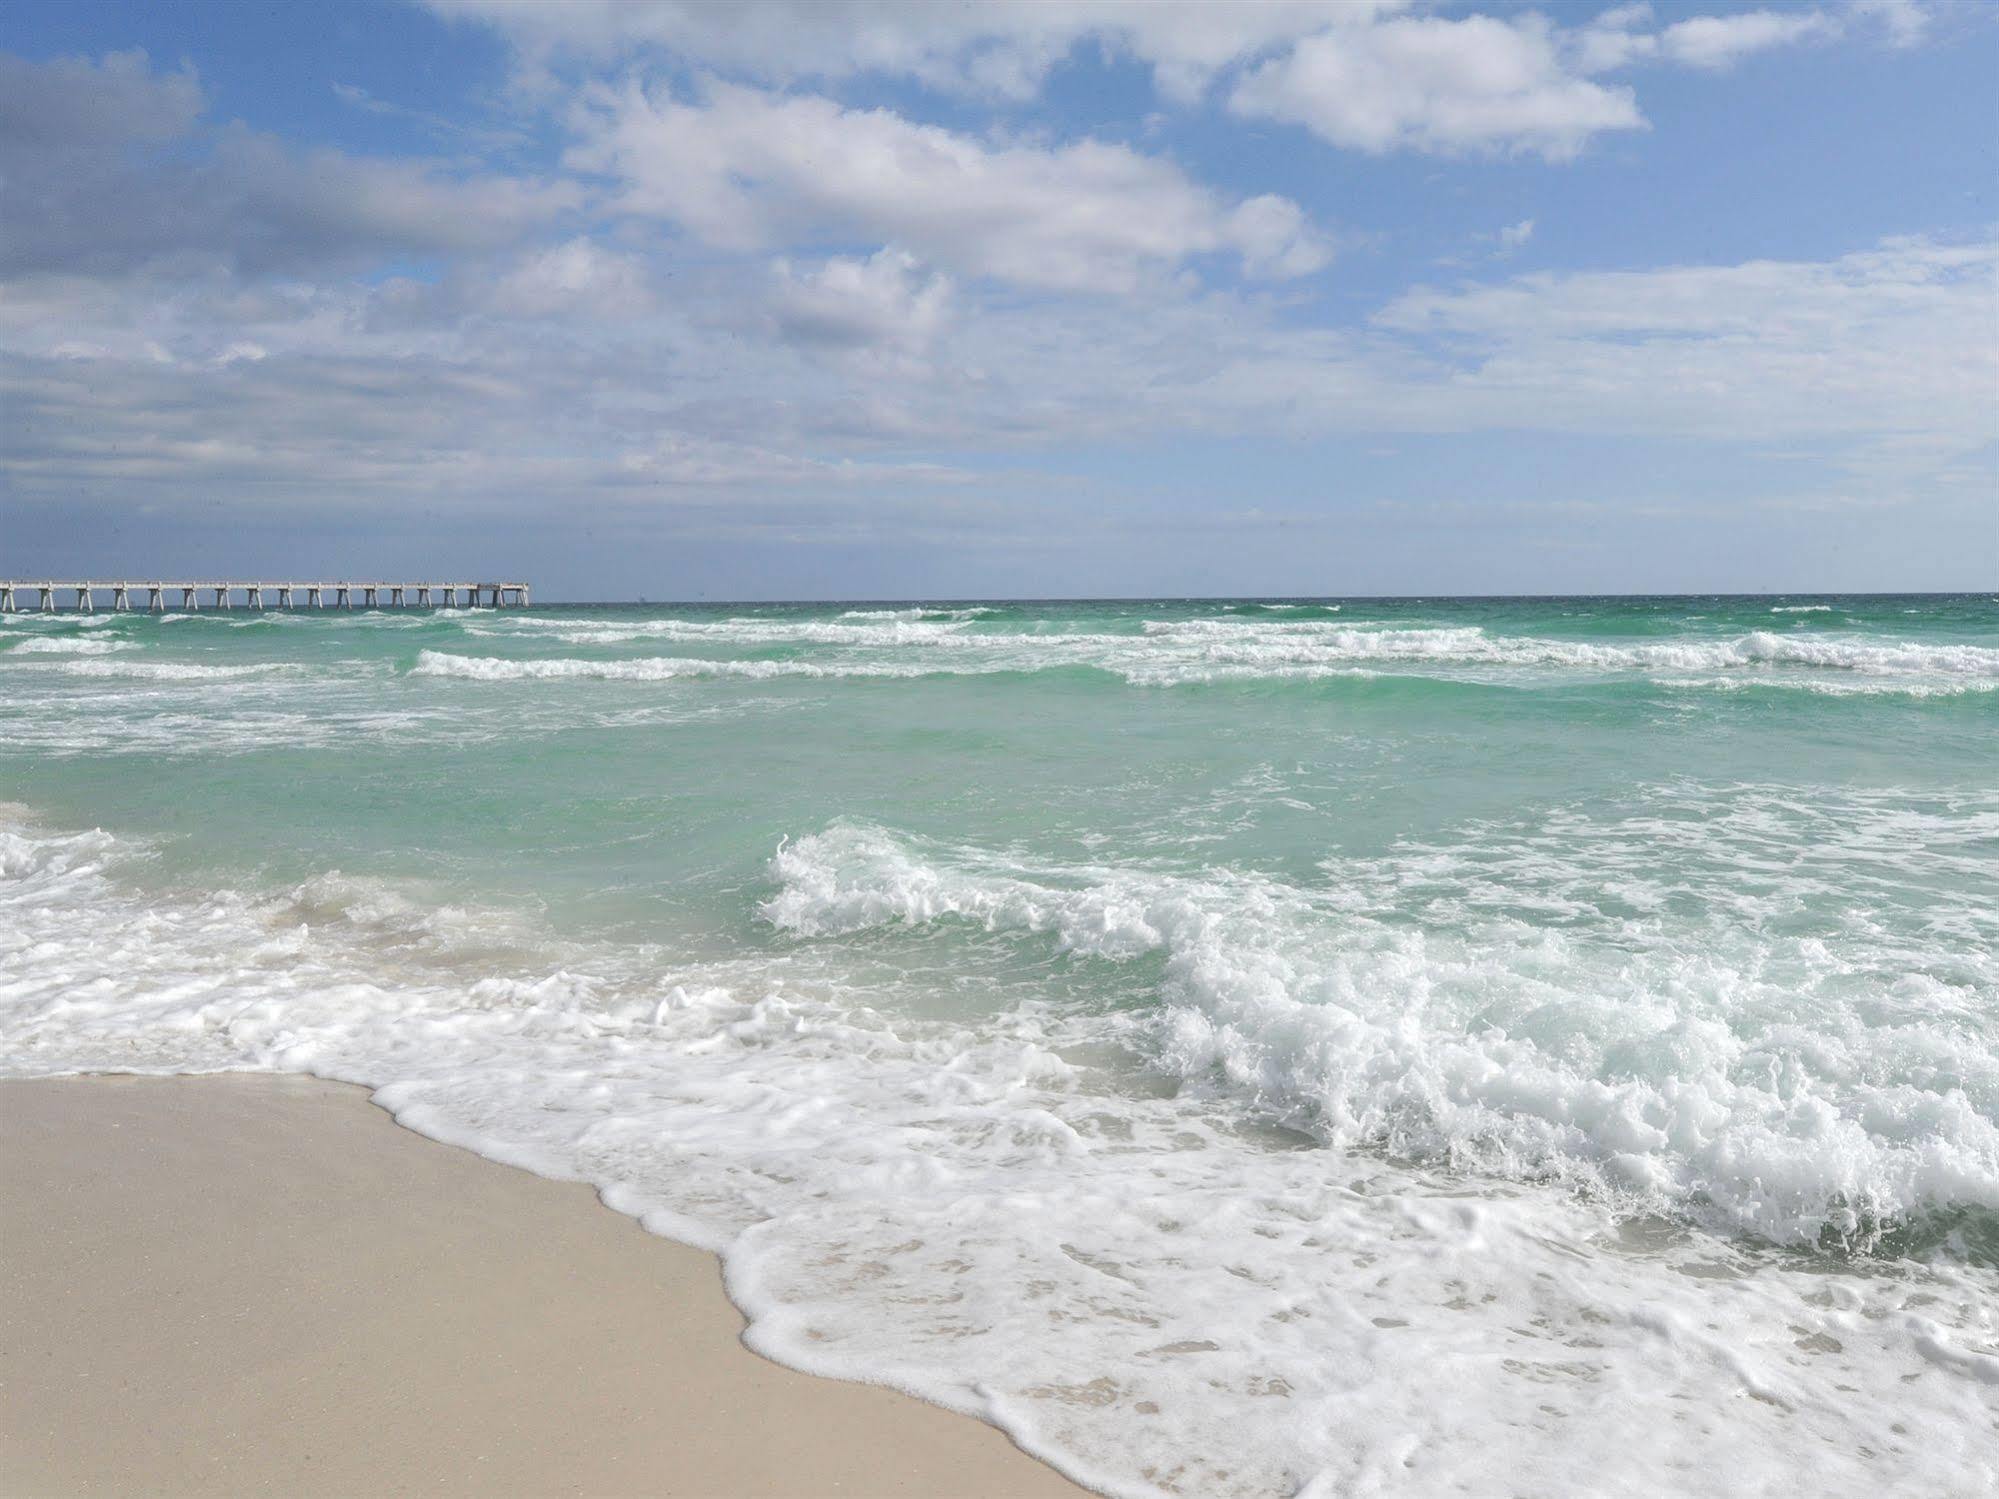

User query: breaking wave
[412,649,941,681]
[411,623,1999,692]
[4,636,133,655]
[766,811,1999,1252]
[6,658,293,681]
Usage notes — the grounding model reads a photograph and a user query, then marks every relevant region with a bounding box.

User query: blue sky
[2,0,1993,598]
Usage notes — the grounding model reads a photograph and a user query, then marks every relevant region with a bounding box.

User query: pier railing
[0,581,529,612]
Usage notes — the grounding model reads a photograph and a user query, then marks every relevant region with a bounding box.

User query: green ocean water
[3,594,1996,1495]
[6,594,1994,936]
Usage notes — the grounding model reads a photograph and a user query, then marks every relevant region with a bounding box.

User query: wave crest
[766,815,1999,1252]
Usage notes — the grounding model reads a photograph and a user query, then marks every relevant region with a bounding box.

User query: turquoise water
[3,595,1996,1495]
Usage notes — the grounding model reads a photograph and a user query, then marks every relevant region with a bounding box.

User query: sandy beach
[0,1072,1089,1498]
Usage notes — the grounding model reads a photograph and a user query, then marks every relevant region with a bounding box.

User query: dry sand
[0,1072,1090,1498]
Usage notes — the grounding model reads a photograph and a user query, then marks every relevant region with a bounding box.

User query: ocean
[2,594,1995,1496]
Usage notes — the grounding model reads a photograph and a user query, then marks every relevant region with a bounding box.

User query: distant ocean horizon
[512,590,1991,605]
[4,591,1995,1496]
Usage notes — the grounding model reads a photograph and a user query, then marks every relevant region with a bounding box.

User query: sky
[1,0,1994,599]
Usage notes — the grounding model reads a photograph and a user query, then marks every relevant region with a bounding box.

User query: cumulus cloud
[566,80,1329,291]
[769,249,953,357]
[492,238,654,318]
[1230,14,1643,159]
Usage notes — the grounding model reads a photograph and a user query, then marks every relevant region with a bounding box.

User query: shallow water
[3,595,1996,1495]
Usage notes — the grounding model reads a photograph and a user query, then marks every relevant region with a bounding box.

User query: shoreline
[0,1071,1090,1498]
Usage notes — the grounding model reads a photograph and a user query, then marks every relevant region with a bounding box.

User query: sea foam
[2,804,1994,1498]
[408,620,1999,691]
[766,811,1999,1250]
[4,635,133,655]
[412,649,940,681]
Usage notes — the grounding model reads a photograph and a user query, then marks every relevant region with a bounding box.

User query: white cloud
[1657,10,1839,70]
[1,27,1982,560]
[769,249,952,358]
[427,1,1902,107]
[566,80,1329,292]
[1230,14,1644,159]
[1227,194,1336,279]
[421,1,1928,167]
[1574,4,1851,75]
[493,238,654,318]
[423,0,1407,101]
[7,222,1987,524]
[1569,5,1663,73]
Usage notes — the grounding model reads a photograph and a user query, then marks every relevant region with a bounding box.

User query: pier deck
[0,581,529,611]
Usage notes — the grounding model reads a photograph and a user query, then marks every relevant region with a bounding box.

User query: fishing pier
[0,581,530,612]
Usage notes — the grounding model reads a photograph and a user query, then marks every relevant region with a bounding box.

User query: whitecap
[5,636,133,655]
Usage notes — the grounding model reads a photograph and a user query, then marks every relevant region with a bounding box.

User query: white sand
[0,1072,1090,1497]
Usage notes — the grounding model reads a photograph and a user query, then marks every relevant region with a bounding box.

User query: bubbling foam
[765,808,1999,1252]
